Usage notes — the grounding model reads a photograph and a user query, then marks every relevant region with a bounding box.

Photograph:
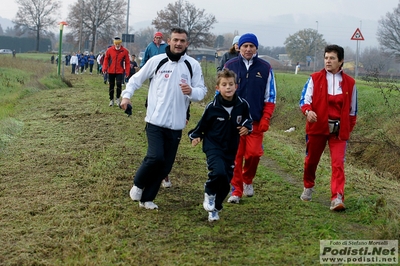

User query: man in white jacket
[120,27,207,210]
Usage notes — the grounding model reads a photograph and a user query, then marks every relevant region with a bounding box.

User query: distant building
[188,47,217,62]
[278,54,292,66]
[259,54,286,69]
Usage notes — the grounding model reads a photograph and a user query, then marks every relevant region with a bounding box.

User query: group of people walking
[106,28,358,222]
[69,52,98,75]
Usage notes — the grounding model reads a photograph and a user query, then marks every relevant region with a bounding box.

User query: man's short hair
[170,27,188,36]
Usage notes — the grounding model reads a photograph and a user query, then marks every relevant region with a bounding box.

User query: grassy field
[0,54,399,265]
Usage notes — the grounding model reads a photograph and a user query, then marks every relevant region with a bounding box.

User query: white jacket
[121,53,207,130]
[70,55,78,65]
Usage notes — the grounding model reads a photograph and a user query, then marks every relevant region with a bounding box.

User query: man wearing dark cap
[140,32,168,68]
[224,33,277,204]
[102,37,131,106]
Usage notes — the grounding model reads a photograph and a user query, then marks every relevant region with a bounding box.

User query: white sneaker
[139,201,158,210]
[330,193,345,211]
[227,195,240,203]
[109,100,114,106]
[203,193,216,211]
[162,177,172,188]
[129,185,142,201]
[300,187,314,201]
[243,183,254,197]
[208,210,219,222]
[115,98,120,106]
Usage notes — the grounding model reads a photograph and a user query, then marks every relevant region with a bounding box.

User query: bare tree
[67,0,126,53]
[13,0,61,51]
[377,3,400,56]
[359,47,388,72]
[152,1,217,48]
[284,28,326,66]
[133,27,157,50]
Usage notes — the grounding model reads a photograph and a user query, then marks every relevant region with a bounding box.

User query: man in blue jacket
[140,32,167,68]
[224,33,277,204]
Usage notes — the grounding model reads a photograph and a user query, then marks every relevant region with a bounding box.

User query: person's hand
[306,110,317,123]
[258,118,270,132]
[191,138,201,147]
[180,83,192,95]
[120,98,131,110]
[237,126,249,136]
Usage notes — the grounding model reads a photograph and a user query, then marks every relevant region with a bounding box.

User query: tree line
[6,0,400,75]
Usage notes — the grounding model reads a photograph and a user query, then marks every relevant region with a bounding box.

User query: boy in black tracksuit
[188,69,253,222]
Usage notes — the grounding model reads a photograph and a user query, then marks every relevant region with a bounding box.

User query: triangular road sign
[351,28,364,41]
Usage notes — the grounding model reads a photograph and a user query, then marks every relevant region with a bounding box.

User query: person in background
[88,52,96,74]
[140,32,167,68]
[79,53,87,74]
[84,52,89,72]
[224,33,276,204]
[121,27,207,210]
[299,44,358,211]
[295,62,300,74]
[103,37,130,107]
[70,53,78,74]
[65,54,71,66]
[96,52,103,75]
[126,54,139,81]
[216,35,240,72]
[188,69,252,222]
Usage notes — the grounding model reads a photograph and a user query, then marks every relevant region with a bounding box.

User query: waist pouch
[328,119,340,134]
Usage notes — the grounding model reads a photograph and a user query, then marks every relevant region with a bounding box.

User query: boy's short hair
[217,69,237,85]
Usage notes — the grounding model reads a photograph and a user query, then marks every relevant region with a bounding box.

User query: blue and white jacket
[224,54,276,122]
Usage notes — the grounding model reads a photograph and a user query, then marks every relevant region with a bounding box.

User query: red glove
[258,102,275,132]
[259,117,270,132]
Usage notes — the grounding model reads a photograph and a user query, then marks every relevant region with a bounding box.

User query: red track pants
[231,122,264,197]
[303,134,347,201]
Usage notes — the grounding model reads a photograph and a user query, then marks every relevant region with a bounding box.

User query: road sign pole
[355,40,359,79]
[350,27,364,79]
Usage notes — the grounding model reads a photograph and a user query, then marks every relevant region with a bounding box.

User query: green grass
[0,54,399,265]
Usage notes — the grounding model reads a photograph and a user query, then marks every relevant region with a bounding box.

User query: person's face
[154,36,162,45]
[168,32,189,54]
[234,43,239,52]
[114,43,121,50]
[131,56,135,61]
[216,77,237,101]
[324,51,343,74]
[240,42,257,60]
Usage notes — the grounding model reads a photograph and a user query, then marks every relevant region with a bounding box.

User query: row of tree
[6,0,400,75]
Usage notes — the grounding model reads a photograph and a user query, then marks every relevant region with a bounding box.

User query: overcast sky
[1,0,399,49]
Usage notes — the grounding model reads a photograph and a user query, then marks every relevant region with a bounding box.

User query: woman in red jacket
[299,44,358,211]
[103,37,130,107]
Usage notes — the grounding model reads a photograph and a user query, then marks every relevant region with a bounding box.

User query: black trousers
[134,123,182,202]
[204,151,235,211]
[108,73,123,100]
